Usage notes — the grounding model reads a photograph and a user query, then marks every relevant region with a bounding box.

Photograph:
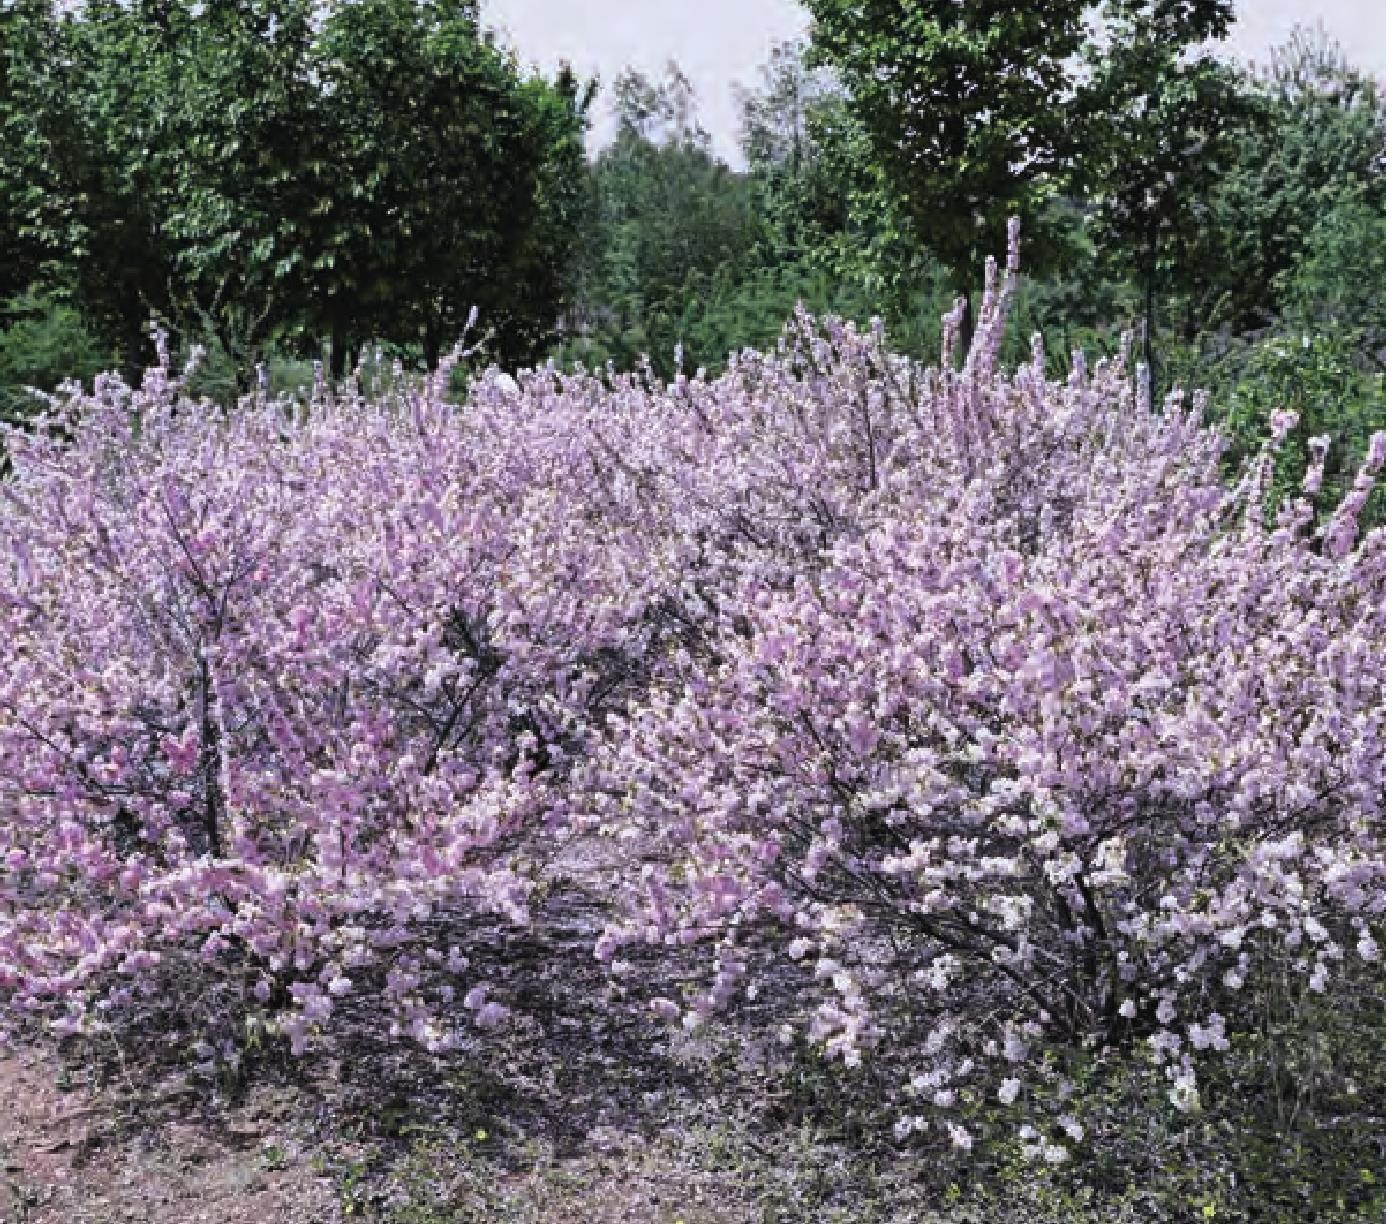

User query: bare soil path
[0,1044,341,1224]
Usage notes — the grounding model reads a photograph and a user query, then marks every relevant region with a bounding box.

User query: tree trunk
[121,322,150,387]
[197,651,224,858]
[1142,224,1158,376]
[330,320,349,386]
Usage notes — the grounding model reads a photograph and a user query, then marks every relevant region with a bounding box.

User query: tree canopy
[803,0,1092,301]
[0,0,590,381]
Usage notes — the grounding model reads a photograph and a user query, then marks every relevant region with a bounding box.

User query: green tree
[0,0,176,376]
[1279,192,1385,360]
[1209,330,1384,521]
[1081,1,1259,368]
[0,291,115,425]
[732,42,947,357]
[736,39,835,177]
[0,0,589,384]
[147,0,323,383]
[307,0,590,374]
[1204,27,1386,339]
[737,42,863,268]
[803,0,1090,326]
[562,64,757,375]
[0,0,56,306]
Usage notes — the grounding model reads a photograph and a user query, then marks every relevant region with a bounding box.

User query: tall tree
[564,64,756,374]
[0,0,180,376]
[803,0,1091,325]
[612,61,708,148]
[308,0,590,374]
[149,0,324,381]
[737,41,850,258]
[1080,0,1250,367]
[0,0,590,383]
[732,42,935,341]
[736,40,837,176]
[1206,26,1386,339]
[0,0,55,308]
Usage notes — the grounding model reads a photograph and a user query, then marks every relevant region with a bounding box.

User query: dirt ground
[0,880,925,1224]
[0,1031,926,1224]
[0,1042,343,1224]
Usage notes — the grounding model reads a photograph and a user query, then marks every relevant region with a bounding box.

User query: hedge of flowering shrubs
[0,227,1383,1153]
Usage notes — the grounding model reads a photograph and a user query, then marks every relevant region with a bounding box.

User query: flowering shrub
[583,228,1385,1149]
[0,228,1382,1158]
[0,340,687,1051]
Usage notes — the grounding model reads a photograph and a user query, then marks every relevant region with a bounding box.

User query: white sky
[481,0,1388,165]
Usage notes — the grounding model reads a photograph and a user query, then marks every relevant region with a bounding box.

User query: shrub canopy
[0,235,1382,1153]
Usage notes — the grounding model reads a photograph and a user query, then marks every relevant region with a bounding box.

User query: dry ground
[0,1042,341,1223]
[2,874,1372,1223]
[0,879,940,1224]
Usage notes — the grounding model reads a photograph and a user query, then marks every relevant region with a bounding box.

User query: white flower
[1060,1116,1084,1142]
[946,1122,973,1151]
[1169,1072,1201,1114]
[893,1115,927,1142]
[998,1077,1021,1105]
[474,1001,509,1029]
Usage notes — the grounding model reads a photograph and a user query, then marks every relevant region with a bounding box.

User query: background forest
[0,0,1385,511]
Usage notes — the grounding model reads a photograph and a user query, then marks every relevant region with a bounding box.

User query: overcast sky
[481,0,1387,165]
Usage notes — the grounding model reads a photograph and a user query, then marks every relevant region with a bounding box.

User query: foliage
[306,0,591,373]
[738,43,850,268]
[736,39,834,176]
[1182,25,1387,340]
[0,0,166,375]
[0,0,588,382]
[803,0,1090,300]
[578,232,1384,1160]
[0,0,54,306]
[560,63,758,376]
[0,292,115,425]
[559,23,1383,434]
[4,231,1377,1182]
[1278,191,1386,358]
[1080,1,1252,363]
[1167,328,1386,524]
[0,334,684,1053]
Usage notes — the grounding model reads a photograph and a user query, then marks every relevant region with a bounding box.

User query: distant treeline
[0,2,1384,507]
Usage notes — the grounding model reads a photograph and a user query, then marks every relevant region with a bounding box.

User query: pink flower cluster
[0,344,685,1052]
[580,233,1384,1147]
[0,228,1382,1153]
